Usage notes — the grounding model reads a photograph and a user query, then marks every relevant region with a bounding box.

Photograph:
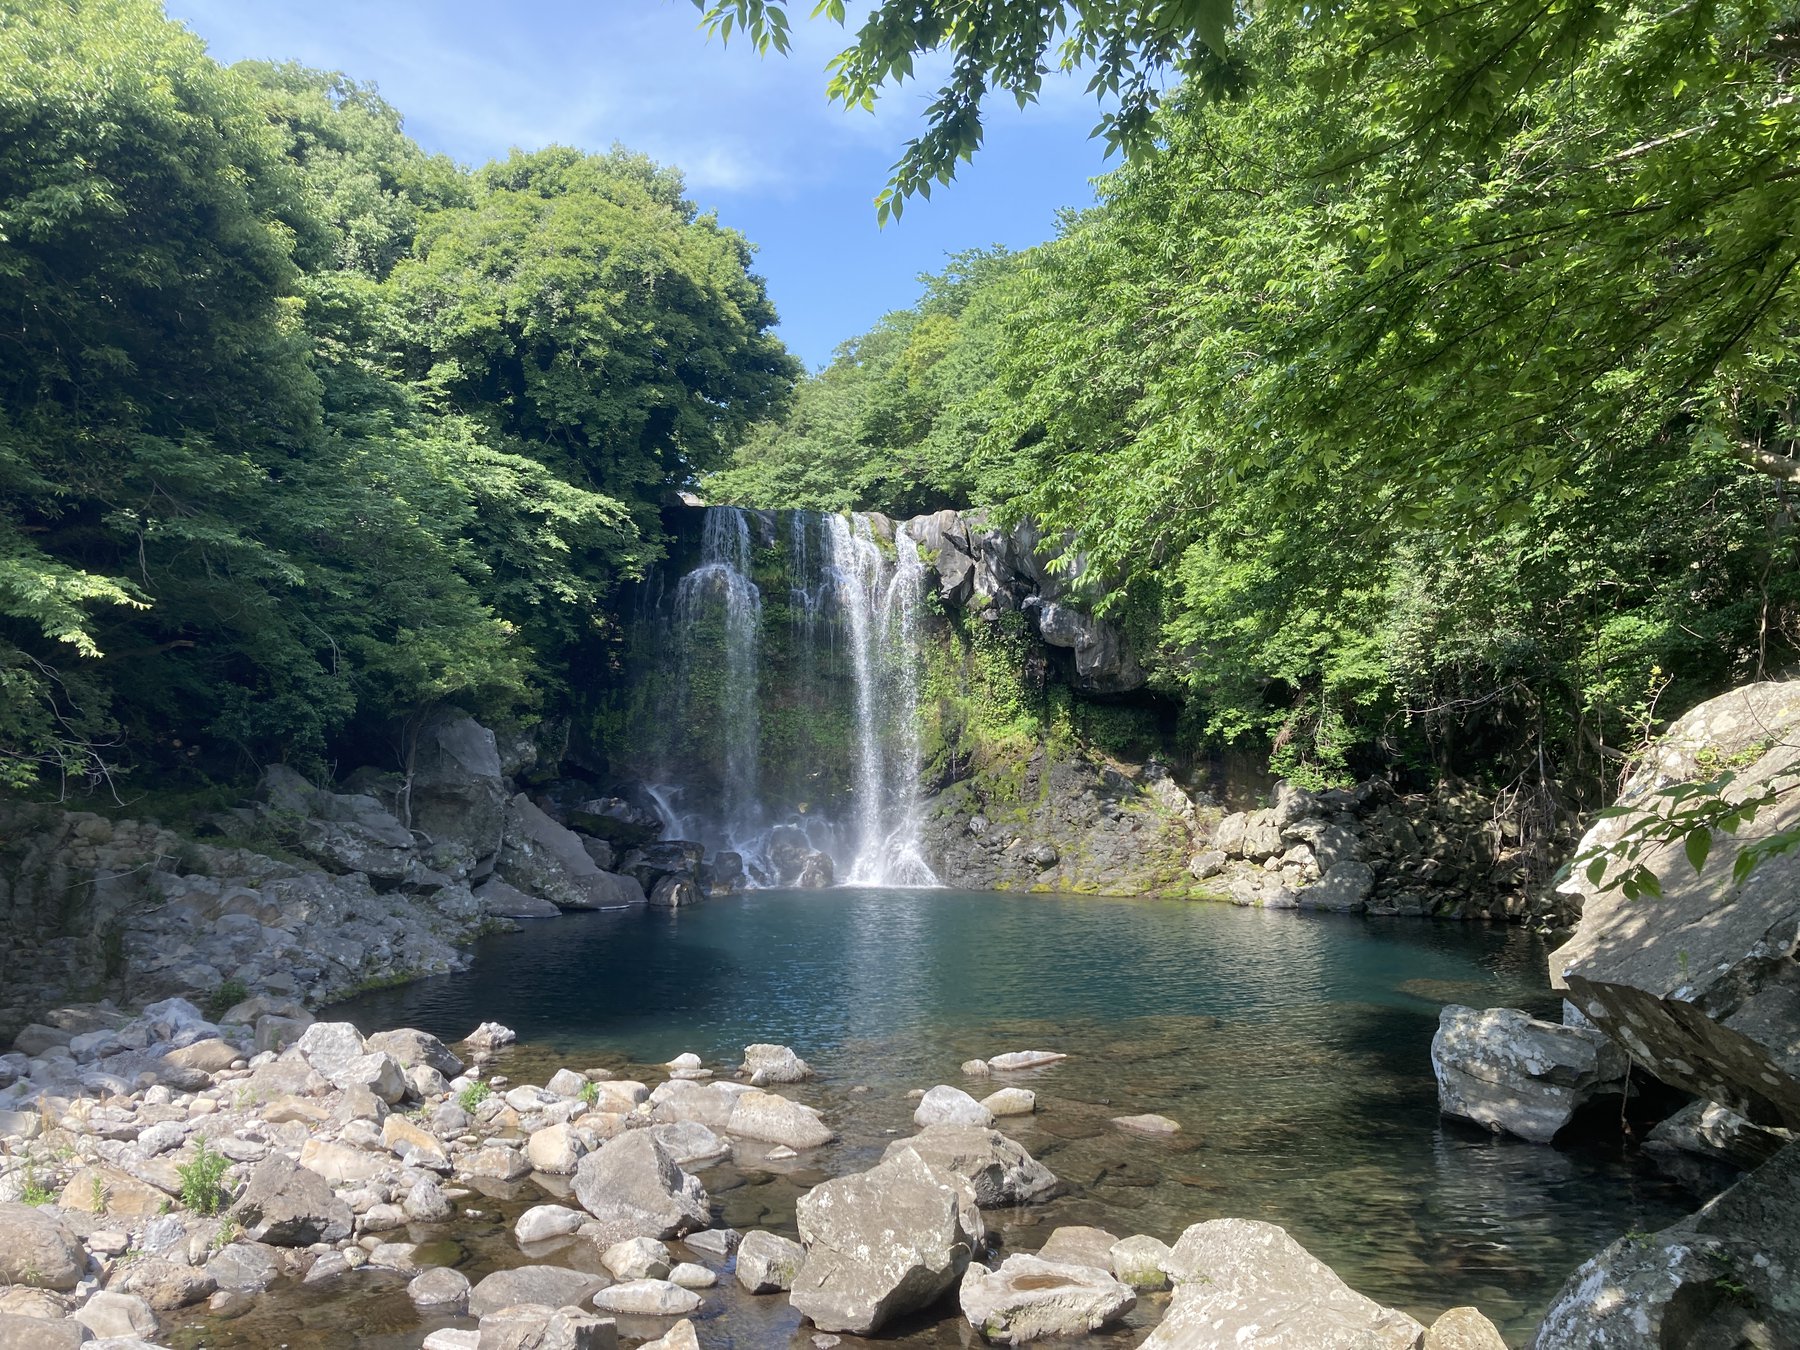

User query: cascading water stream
[671,507,761,847]
[656,506,939,888]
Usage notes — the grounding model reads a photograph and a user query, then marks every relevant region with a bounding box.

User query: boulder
[330,1050,406,1104]
[1149,1219,1425,1350]
[0,1203,82,1290]
[468,1265,610,1318]
[726,1090,835,1149]
[1529,1142,1800,1349]
[1431,1005,1628,1143]
[295,1020,366,1077]
[572,1131,710,1238]
[1035,1226,1119,1271]
[164,1038,239,1072]
[987,1050,1065,1072]
[981,1088,1035,1117]
[409,1266,472,1311]
[735,1230,805,1293]
[1642,1098,1794,1191]
[231,1155,354,1246]
[206,1240,282,1293]
[881,1125,1057,1207]
[115,1256,215,1310]
[650,1079,735,1131]
[639,1320,699,1350]
[959,1254,1136,1344]
[593,1280,703,1316]
[71,1291,158,1340]
[365,1027,464,1078]
[516,1204,587,1245]
[476,878,561,919]
[500,794,646,909]
[602,1237,670,1282]
[648,1121,730,1168]
[383,1113,451,1170]
[528,1123,587,1175]
[790,1149,985,1335]
[407,711,509,865]
[741,1043,812,1085]
[0,1316,83,1350]
[568,795,663,846]
[1425,1307,1508,1350]
[915,1084,995,1128]
[1111,1113,1180,1135]
[259,763,417,881]
[649,875,701,909]
[620,841,706,893]
[1300,860,1376,913]
[474,1303,616,1350]
[1109,1234,1172,1290]
[1552,680,1800,1130]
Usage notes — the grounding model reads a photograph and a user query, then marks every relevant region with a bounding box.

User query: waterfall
[653,506,939,888]
[671,506,761,848]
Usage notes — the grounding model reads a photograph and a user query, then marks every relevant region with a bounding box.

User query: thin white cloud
[166,0,1106,194]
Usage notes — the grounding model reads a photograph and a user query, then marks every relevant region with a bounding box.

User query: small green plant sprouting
[457,1080,491,1113]
[177,1139,230,1216]
[19,1164,55,1206]
[90,1172,107,1214]
[1706,1246,1750,1299]
[579,1079,600,1106]
[210,1216,242,1251]
[205,977,250,1019]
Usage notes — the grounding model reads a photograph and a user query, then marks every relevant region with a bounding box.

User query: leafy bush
[177,1139,231,1216]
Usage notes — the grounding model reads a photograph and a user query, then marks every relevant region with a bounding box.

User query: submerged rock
[790,1149,985,1335]
[1530,1142,1800,1349]
[960,1254,1136,1344]
[1149,1219,1425,1350]
[1431,1004,1627,1143]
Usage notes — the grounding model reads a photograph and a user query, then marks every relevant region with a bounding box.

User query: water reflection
[319,891,1690,1343]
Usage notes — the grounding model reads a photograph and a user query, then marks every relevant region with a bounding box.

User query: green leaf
[1684,828,1711,875]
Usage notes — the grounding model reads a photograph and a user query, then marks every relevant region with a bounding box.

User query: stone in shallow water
[1148,1219,1424,1350]
[981,1088,1035,1117]
[915,1085,995,1128]
[1111,1113,1180,1135]
[602,1236,671,1281]
[1426,1306,1507,1350]
[516,1204,587,1245]
[1431,1005,1627,1144]
[880,1125,1056,1207]
[593,1279,702,1316]
[468,1265,609,1318]
[573,1131,710,1238]
[736,1230,805,1294]
[987,1050,1067,1072]
[1034,1226,1119,1271]
[727,1089,834,1149]
[1108,1234,1171,1291]
[790,1148,984,1336]
[407,1266,471,1311]
[960,1254,1136,1344]
[741,1043,813,1085]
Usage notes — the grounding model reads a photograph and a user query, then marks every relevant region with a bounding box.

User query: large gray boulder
[1530,1142,1800,1349]
[960,1255,1135,1344]
[231,1155,354,1246]
[499,794,646,909]
[1431,1005,1628,1143]
[407,711,509,865]
[880,1125,1057,1206]
[1642,1098,1794,1191]
[1553,680,1800,1130]
[726,1089,835,1149]
[365,1027,464,1079]
[0,1203,83,1290]
[474,1303,616,1350]
[571,1130,710,1238]
[259,764,416,882]
[1149,1219,1425,1350]
[790,1149,985,1335]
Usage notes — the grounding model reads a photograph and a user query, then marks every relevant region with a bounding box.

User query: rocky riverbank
[0,1002,1514,1350]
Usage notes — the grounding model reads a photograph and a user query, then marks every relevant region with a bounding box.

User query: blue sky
[163,0,1117,370]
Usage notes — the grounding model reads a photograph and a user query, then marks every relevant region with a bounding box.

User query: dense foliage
[712,2,1800,800]
[0,0,794,790]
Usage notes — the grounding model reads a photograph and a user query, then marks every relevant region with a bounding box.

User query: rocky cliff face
[1552,679,1800,1131]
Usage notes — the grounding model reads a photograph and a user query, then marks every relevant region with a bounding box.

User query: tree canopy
[0,0,795,789]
